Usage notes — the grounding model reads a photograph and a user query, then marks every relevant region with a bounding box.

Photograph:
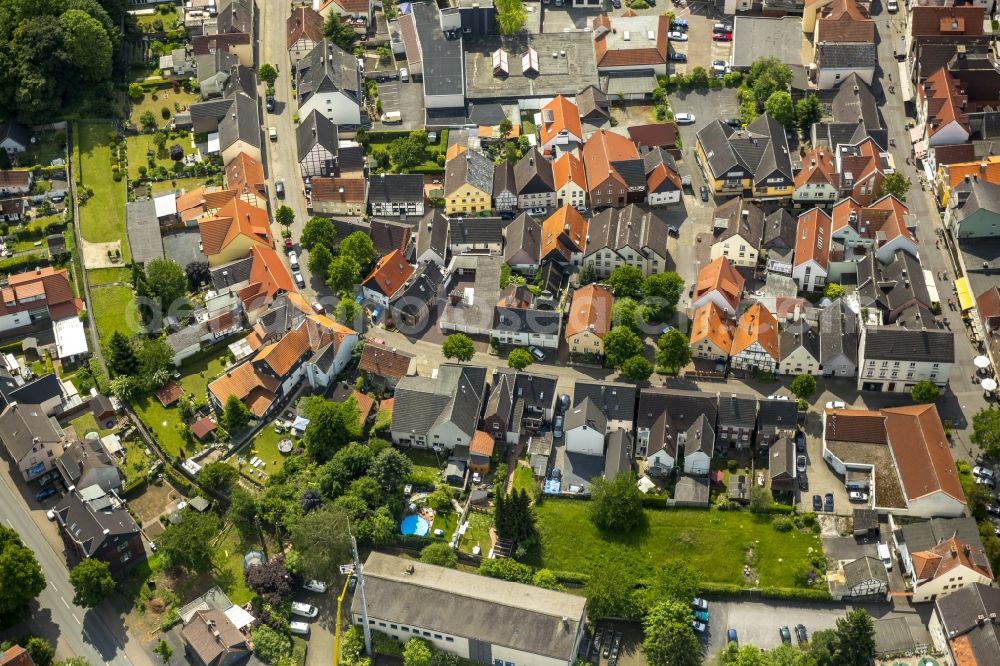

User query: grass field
[87,267,132,287]
[150,175,210,195]
[125,133,195,175]
[12,129,67,167]
[76,121,130,261]
[459,510,493,555]
[233,428,297,480]
[512,465,537,499]
[69,412,115,439]
[90,284,136,341]
[129,89,198,129]
[134,396,189,459]
[528,499,822,589]
[178,352,230,397]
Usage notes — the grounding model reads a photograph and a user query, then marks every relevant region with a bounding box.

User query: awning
[956,277,974,311]
[909,125,924,143]
[922,270,941,305]
[224,604,255,630]
[913,140,928,159]
[897,62,913,102]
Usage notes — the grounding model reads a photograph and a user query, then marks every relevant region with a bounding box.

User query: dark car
[348,574,358,593]
[795,624,807,644]
[266,96,275,112]
[669,53,688,63]
[795,431,805,453]
[779,626,791,645]
[723,117,742,127]
[824,493,834,512]
[275,180,285,198]
[699,185,710,202]
[670,19,688,30]
[798,474,808,491]
[812,494,822,511]
[35,485,57,502]
[727,629,738,646]
[611,0,621,7]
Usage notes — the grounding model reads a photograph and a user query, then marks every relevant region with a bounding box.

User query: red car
[713,32,732,41]
[284,237,294,252]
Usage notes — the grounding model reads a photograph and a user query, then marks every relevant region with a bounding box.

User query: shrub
[772,516,793,532]
[726,459,738,472]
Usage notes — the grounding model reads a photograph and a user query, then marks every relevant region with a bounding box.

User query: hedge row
[700,581,832,602]
[0,252,55,276]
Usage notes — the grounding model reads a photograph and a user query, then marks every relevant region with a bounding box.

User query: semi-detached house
[0,402,67,481]
[710,197,764,269]
[695,114,794,199]
[729,303,779,373]
[295,40,363,127]
[582,130,644,209]
[582,204,670,278]
[390,364,487,449]
[297,110,339,178]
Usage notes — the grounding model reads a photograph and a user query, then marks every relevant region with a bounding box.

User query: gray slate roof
[190,91,260,150]
[55,440,121,495]
[573,380,636,424]
[368,174,424,204]
[0,402,64,461]
[780,318,821,364]
[762,208,798,252]
[899,516,982,553]
[856,250,931,319]
[819,299,859,366]
[450,217,505,246]
[416,210,449,259]
[0,120,31,149]
[445,149,494,197]
[604,429,633,480]
[718,394,757,429]
[862,327,955,363]
[696,113,793,186]
[503,213,541,265]
[756,398,798,436]
[125,200,165,265]
[637,388,718,459]
[390,260,444,318]
[391,363,487,438]
[211,256,254,289]
[681,414,715,458]
[513,148,554,196]
[934,584,1000,665]
[817,43,878,69]
[769,435,795,481]
[297,40,362,108]
[52,490,140,558]
[411,2,465,98]
[493,160,516,197]
[297,110,339,162]
[564,396,607,434]
[713,197,765,249]
[954,178,1000,222]
[843,556,889,589]
[583,204,669,258]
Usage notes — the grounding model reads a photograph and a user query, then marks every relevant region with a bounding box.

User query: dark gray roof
[582,204,669,259]
[756,398,798,434]
[52,490,140,558]
[297,40,362,108]
[637,388,718,459]
[609,159,647,192]
[0,120,31,149]
[856,250,931,319]
[503,213,541,265]
[696,113,793,185]
[468,103,506,126]
[450,217,504,246]
[338,145,365,172]
[862,327,955,363]
[9,373,63,408]
[843,556,889,589]
[370,219,413,256]
[673,476,710,505]
[166,322,209,354]
[47,233,67,256]
[817,43,878,69]
[195,50,239,89]
[493,303,561,336]
[56,439,121,495]
[391,364,487,438]
[604,429,633,480]
[681,414,715,458]
[769,435,795,481]
[780,318,821,363]
[642,148,681,192]
[484,373,514,427]
[411,2,465,98]
[717,394,757,429]
[577,85,610,119]
[564,396,607,434]
[0,402,63,461]
[573,381,636,424]
[297,110,339,162]
[217,0,253,33]
[762,208,797,252]
[125,200,165,265]
[212,92,260,151]
[713,197,765,249]
[831,73,882,131]
[211,256,254,289]
[954,178,1000,222]
[490,369,558,432]
[513,148,554,196]
[935,584,1000,664]
[445,149,494,197]
[368,174,424,204]
[416,210,449,259]
[493,160,516,196]
[899,517,982,553]
[819,299,859,366]
[391,261,444,320]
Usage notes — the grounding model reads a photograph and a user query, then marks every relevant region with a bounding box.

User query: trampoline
[543,479,561,495]
[400,514,429,536]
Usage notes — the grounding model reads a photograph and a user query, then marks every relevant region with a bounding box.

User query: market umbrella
[982,378,997,392]
[974,355,991,369]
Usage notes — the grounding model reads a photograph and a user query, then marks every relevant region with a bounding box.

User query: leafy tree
[69,559,115,608]
[822,282,845,299]
[54,659,94,666]
[498,117,513,141]
[0,525,46,617]
[442,333,476,362]
[495,0,526,35]
[388,135,427,170]
[656,330,691,373]
[324,13,357,50]
[227,487,258,534]
[643,600,700,666]
[973,408,1000,457]
[301,216,337,251]
[158,511,220,572]
[109,375,138,402]
[604,326,644,369]
[199,462,238,491]
[24,638,54,666]
[608,265,644,297]
[136,336,174,385]
[831,609,875,666]
[222,395,251,431]
[60,10,113,84]
[805,629,837,666]
[368,448,413,496]
[621,355,654,382]
[340,231,378,269]
[275,204,295,228]
[290,506,352,583]
[302,395,361,462]
[584,550,640,619]
[308,243,334,277]
[145,259,187,313]
[185,261,210,290]
[403,638,433,666]
[425,484,454,511]
[507,348,533,370]
[720,644,767,666]
[107,331,138,376]
[129,83,144,100]
[764,91,796,129]
[749,485,773,514]
[153,640,173,663]
[796,93,822,133]
[420,542,458,568]
[532,568,560,589]
[747,57,793,105]
[494,489,536,546]
[643,272,684,317]
[790,374,817,400]
[878,172,911,201]
[258,63,279,86]
[637,562,702,612]
[589,473,644,532]
[140,110,157,131]
[479,557,533,583]
[327,255,360,292]
[613,298,647,333]
[251,624,292,663]
[245,557,294,606]
[336,290,359,325]
[911,380,940,403]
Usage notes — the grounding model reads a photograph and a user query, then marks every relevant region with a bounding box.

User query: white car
[291,602,319,618]
[691,621,706,633]
[399,68,409,82]
[674,112,696,124]
[825,401,846,410]
[288,250,299,269]
[302,579,327,593]
[887,0,897,10]
[290,621,310,636]
[294,272,305,288]
[668,31,688,41]
[848,491,869,503]
[974,466,996,479]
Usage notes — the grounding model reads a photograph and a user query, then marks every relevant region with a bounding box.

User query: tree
[613,298,647,333]
[643,272,684,317]
[324,13,357,50]
[584,550,640,619]
[251,624,292,664]
[878,172,911,201]
[911,380,941,403]
[621,355,654,382]
[60,10,113,84]
[749,485,773,514]
[136,337,174,387]
[480,557,533,583]
[507,348,533,370]
[494,489,536,545]
[403,638,433,666]
[790,374,817,400]
[129,83,144,100]
[153,640,173,663]
[340,231,378,269]
[604,326,644,369]
[643,600,700,666]
[308,243,334,277]
[145,259,187,313]
[420,543,458,568]
[589,473,644,532]
[822,282,845,299]
[185,261,210,290]
[54,659,93,666]
[806,629,838,666]
[302,396,361,462]
[498,117,513,141]
[275,204,295,228]
[107,331,137,376]
[442,333,476,362]
[608,265,645,297]
[532,568,559,589]
[301,216,337,251]
[637,562,702,612]
[495,0,526,35]
[973,408,1000,457]
[336,291,360,326]
[157,511,220,572]
[222,395,251,431]
[326,255,360,292]
[764,91,796,129]
[69,559,115,608]
[258,63,278,86]
[199,462,238,491]
[796,93,822,133]
[656,330,692,373]
[227,487,258,534]
[747,57,793,105]
[831,609,875,666]
[388,135,426,170]
[140,110,157,131]
[0,525,46,617]
[368,448,413,496]
[425,484,454,511]
[290,506,352,583]
[245,557,294,606]
[24,638,54,666]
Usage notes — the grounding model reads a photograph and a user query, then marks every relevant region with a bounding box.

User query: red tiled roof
[816,0,875,42]
[254,324,311,377]
[795,148,837,188]
[593,15,668,68]
[920,67,970,138]
[883,403,965,505]
[731,303,779,360]
[581,129,641,193]
[225,152,266,199]
[565,283,613,339]
[689,302,733,353]
[694,256,744,312]
[0,645,34,666]
[552,152,586,191]
[911,536,992,582]
[824,408,887,443]
[198,198,272,257]
[361,249,414,299]
[287,6,324,49]
[470,431,495,457]
[541,205,588,260]
[312,177,367,203]
[539,96,583,146]
[352,390,375,428]
[794,208,832,270]
[359,343,413,380]
[154,381,184,407]
[191,32,250,56]
[909,5,985,37]
[191,417,217,440]
[209,362,280,417]
[239,245,297,311]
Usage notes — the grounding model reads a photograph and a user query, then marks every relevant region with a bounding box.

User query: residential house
[906,6,990,83]
[582,204,670,278]
[503,213,541,274]
[830,195,917,269]
[730,303,780,374]
[819,299,859,377]
[710,197,765,269]
[910,537,993,603]
[0,120,30,154]
[390,364,488,449]
[233,246,299,316]
[492,285,562,350]
[581,129,644,209]
[449,217,505,255]
[695,114,794,199]
[0,267,82,334]
[947,177,1000,239]
[359,342,414,388]
[0,199,24,224]
[837,556,889,601]
[225,151,267,208]
[936,156,1000,208]
[814,0,875,48]
[794,148,839,205]
[297,110,339,178]
[492,160,517,214]
[577,85,611,122]
[604,429,633,480]
[197,197,272,266]
[811,73,887,154]
[55,439,121,499]
[368,174,424,218]
[573,380,636,434]
[642,148,682,206]
[191,32,254,66]
[159,47,196,79]
[977,285,1000,334]
[689,302,734,362]
[591,14,669,76]
[468,431,494,475]
[189,92,261,165]
[681,414,715,475]
[539,205,589,266]
[835,137,894,205]
[538,95,584,153]
[717,394,758,448]
[0,170,32,197]
[756,398,798,449]
[287,5,325,64]
[565,284,613,357]
[761,209,797,276]
[793,208,832,292]
[0,373,70,418]
[814,43,877,90]
[857,326,954,391]
[692,256,745,317]
[628,124,680,156]
[444,150,494,216]
[295,40,363,127]
[856,250,932,324]
[514,148,555,210]
[370,219,413,258]
[552,152,588,211]
[0,402,67,481]
[362,249,415,309]
[481,369,557,445]
[0,645,33,666]
[415,211,449,266]
[564,397,607,456]
[769,435,796,489]
[311,177,367,215]
[52,487,144,573]
[314,0,373,24]
[390,261,445,331]
[917,66,971,148]
[779,319,822,375]
[929,584,1000,665]
[181,609,250,666]
[638,388,718,471]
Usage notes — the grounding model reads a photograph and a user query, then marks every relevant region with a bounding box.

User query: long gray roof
[831,73,882,130]
[817,43,878,69]
[444,149,494,197]
[0,402,64,461]
[391,364,487,438]
[514,148,554,195]
[297,110,339,163]
[637,388,718,458]
[717,394,757,429]
[503,213,541,265]
[899,516,981,553]
[856,250,931,319]
[954,178,1000,222]
[368,174,424,204]
[819,299,859,366]
[416,210,449,259]
[681,414,715,457]
[934,583,1000,665]
[53,490,139,558]
[411,1,465,98]
[696,113,793,185]
[604,429,633,480]
[450,217,505,246]
[780,318,820,363]
[843,556,889,589]
[713,197,765,249]
[297,40,362,107]
[564,396,607,434]
[573,380,636,424]
[862,327,955,363]
[216,92,260,151]
[493,159,516,196]
[583,204,669,258]
[762,208,797,252]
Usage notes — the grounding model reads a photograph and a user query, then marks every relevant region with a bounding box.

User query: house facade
[857,327,954,392]
[729,303,779,373]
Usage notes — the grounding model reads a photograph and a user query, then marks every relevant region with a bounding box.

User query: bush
[552,570,591,585]
[772,516,793,532]
[726,459,738,472]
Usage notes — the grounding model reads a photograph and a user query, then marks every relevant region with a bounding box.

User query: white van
[381,111,402,124]
[877,543,892,571]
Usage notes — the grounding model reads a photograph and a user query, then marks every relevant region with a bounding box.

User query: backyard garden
[75,120,130,261]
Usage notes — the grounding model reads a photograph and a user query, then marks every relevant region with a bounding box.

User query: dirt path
[81,237,124,269]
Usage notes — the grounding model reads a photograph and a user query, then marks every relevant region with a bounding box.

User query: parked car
[691,621,706,634]
[779,626,791,645]
[294,272,305,288]
[283,237,294,252]
[713,32,733,41]
[529,346,546,361]
[266,96,275,112]
[553,415,564,439]
[825,400,846,410]
[669,53,688,63]
[974,466,996,479]
[288,251,299,269]
[348,574,358,593]
[670,18,688,30]
[887,0,898,10]
[691,598,708,611]
[699,185,709,202]
[796,455,807,473]
[275,180,285,198]
[727,628,738,646]
[977,476,997,488]
[311,301,325,314]
[795,624,807,644]
[268,127,277,141]
[559,394,570,413]
[399,68,409,81]
[798,474,808,491]
[530,207,547,215]
[290,621,310,636]
[713,22,733,32]
[291,602,318,618]
[812,495,822,511]
[35,485,57,502]
[824,493,834,512]
[987,504,1000,516]
[722,117,741,128]
[668,31,688,41]
[694,610,709,623]
[795,431,805,453]
[302,580,327,593]
[675,112,696,124]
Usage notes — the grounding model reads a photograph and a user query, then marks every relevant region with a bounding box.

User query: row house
[295,40,363,127]
[947,177,1000,239]
[565,284,613,357]
[779,319,822,376]
[553,152,588,211]
[729,303,780,374]
[905,5,989,84]
[829,195,917,276]
[482,369,558,445]
[689,302,734,362]
[582,130,644,209]
[492,285,562,350]
[311,177,367,216]
[539,95,584,153]
[835,137,894,205]
[793,148,839,205]
[762,209,797,276]
[514,148,556,210]
[857,326,954,392]
[856,250,933,324]
[639,388,718,472]
[297,110,339,178]
[936,155,1000,207]
[916,66,972,148]
[503,213,541,274]
[287,5,325,64]
[581,204,670,279]
[361,249,415,309]
[643,148,683,206]
[368,173,425,218]
[449,217,505,255]
[692,256,745,317]
[811,0,876,90]
[197,195,272,266]
[444,149,494,216]
[540,205,589,267]
[710,197,765,270]
[695,114,794,199]
[390,364,488,450]
[493,160,517,214]
[792,208,832,292]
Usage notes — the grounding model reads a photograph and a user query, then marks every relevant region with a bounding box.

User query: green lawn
[12,129,67,168]
[121,439,154,489]
[136,7,180,31]
[69,412,115,439]
[87,267,132,287]
[459,510,492,555]
[129,88,199,129]
[178,351,231,397]
[233,428,298,480]
[431,511,458,539]
[528,499,822,589]
[512,465,537,499]
[126,133,194,174]
[76,121,130,261]
[90,284,136,341]
[150,175,211,195]
[134,395,189,460]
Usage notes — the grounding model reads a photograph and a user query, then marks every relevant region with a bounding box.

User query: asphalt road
[0,462,138,665]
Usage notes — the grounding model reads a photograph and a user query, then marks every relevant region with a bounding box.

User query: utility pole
[352,535,372,656]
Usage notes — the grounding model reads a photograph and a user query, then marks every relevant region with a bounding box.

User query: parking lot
[668,13,733,75]
[374,79,425,130]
